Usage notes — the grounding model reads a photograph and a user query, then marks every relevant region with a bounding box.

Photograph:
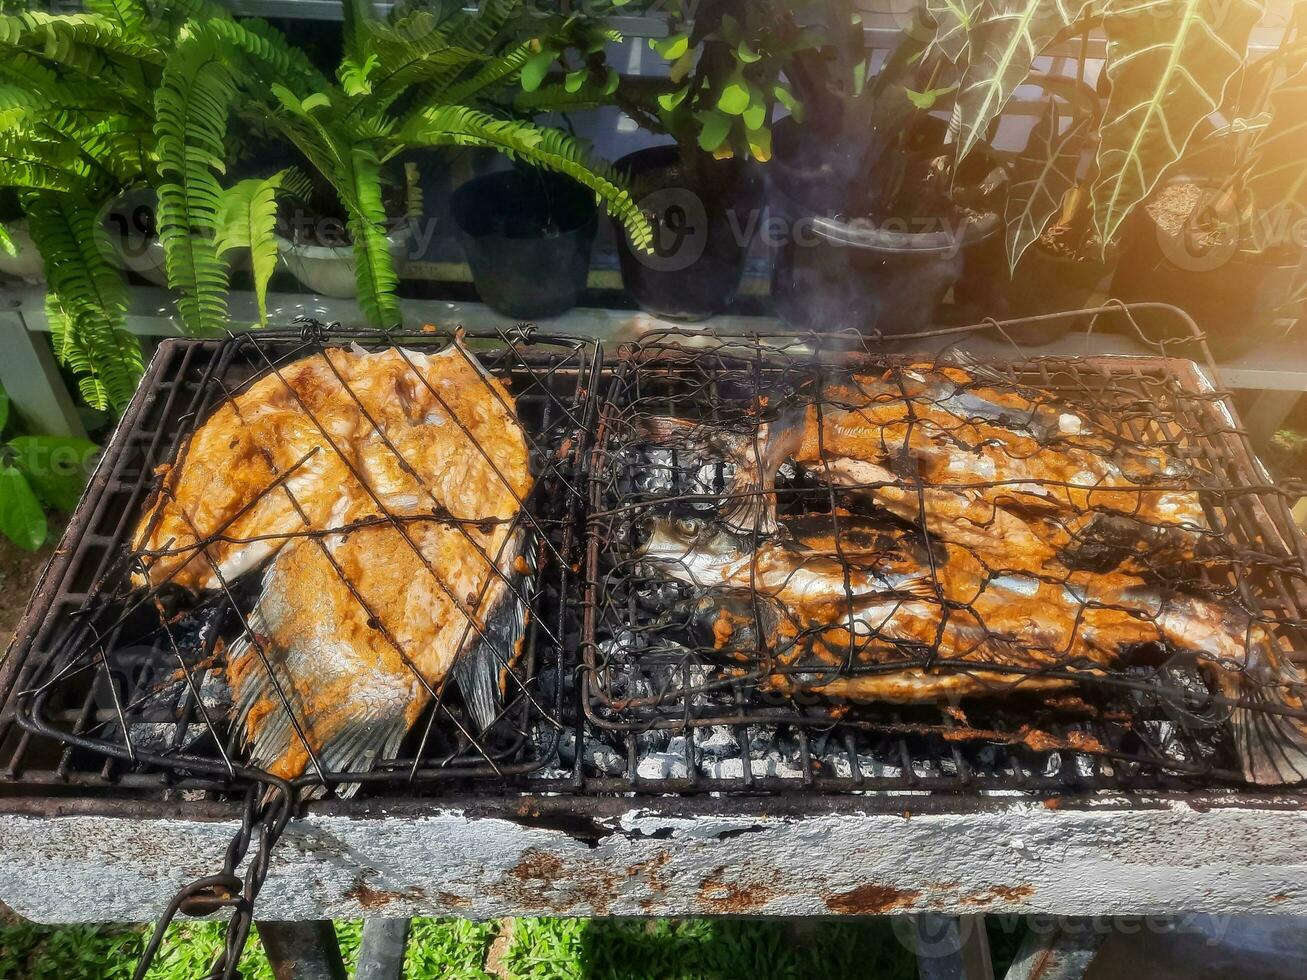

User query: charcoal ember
[637,751,690,780]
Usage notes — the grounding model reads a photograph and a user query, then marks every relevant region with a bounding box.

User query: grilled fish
[132,343,530,591]
[632,361,1207,574]
[132,341,535,788]
[640,513,1307,785]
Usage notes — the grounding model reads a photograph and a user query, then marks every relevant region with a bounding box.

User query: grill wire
[2,322,596,799]
[582,307,1307,794]
[1,306,1306,977]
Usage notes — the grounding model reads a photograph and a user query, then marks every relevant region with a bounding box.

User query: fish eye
[673,517,701,537]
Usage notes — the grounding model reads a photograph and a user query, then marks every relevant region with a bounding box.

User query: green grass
[0,915,1026,979]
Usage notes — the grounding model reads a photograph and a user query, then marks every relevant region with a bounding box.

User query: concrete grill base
[1,794,1305,923]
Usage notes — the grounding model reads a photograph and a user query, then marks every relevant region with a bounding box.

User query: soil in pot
[451,168,597,319]
[612,146,755,322]
[1111,181,1305,359]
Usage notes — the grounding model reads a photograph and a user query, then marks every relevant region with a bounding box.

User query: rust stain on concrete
[824,884,921,914]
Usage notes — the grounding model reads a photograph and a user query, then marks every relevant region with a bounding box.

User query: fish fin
[453,529,534,731]
[311,718,409,800]
[1228,670,1307,786]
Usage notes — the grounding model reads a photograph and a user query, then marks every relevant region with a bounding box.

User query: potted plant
[149,0,650,331]
[1108,17,1307,357]
[525,0,799,320]
[969,0,1278,349]
[756,0,1002,336]
[0,189,43,283]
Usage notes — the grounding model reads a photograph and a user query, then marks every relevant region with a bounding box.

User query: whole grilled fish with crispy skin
[640,513,1307,785]
[631,361,1206,574]
[132,342,534,789]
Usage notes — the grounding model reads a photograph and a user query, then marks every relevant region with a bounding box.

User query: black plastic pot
[767,118,1000,337]
[451,169,597,319]
[612,146,753,322]
[1111,182,1304,358]
[768,205,1000,337]
[999,245,1114,345]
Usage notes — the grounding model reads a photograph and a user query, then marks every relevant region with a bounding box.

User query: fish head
[637,514,755,587]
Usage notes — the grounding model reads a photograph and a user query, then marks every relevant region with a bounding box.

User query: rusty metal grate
[0,325,598,800]
[580,312,1307,794]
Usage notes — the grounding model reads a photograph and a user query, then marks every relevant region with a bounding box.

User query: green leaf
[1005,99,1090,270]
[736,42,761,64]
[8,435,98,511]
[651,32,689,60]
[949,0,1093,163]
[520,50,554,92]
[746,124,772,162]
[216,169,310,325]
[742,91,767,131]
[717,77,750,115]
[603,66,620,96]
[905,84,957,110]
[1091,0,1262,248]
[0,464,46,552]
[0,222,14,259]
[155,25,238,336]
[300,92,331,113]
[774,84,803,122]
[564,69,587,93]
[24,192,141,411]
[696,109,731,152]
[657,85,689,112]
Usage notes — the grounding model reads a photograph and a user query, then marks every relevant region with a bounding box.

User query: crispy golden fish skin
[643,513,1307,786]
[227,518,530,787]
[131,344,530,592]
[632,362,1207,574]
[134,342,534,788]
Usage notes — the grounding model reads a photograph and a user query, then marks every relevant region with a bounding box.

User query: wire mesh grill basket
[2,324,598,798]
[581,317,1307,792]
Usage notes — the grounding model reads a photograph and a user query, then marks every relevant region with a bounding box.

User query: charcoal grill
[580,322,1307,795]
[3,309,1307,978]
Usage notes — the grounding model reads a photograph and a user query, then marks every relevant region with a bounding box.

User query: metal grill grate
[580,316,1307,795]
[0,325,598,799]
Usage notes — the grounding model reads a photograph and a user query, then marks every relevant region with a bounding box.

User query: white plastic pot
[0,220,45,283]
[277,228,412,299]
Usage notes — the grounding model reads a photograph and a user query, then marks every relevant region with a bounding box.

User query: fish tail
[1220,636,1307,786]
[453,528,534,731]
[229,602,410,795]
[632,409,803,536]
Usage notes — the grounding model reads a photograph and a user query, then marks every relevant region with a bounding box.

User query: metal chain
[133,781,295,980]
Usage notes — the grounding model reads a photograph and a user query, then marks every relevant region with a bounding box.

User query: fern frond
[24,191,142,411]
[0,130,93,192]
[361,10,493,105]
[0,222,15,258]
[438,39,534,105]
[216,168,310,325]
[205,17,327,98]
[402,0,521,102]
[344,144,400,326]
[404,105,652,251]
[155,26,237,335]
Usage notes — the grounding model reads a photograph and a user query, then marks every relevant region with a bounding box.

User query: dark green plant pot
[451,169,597,319]
[1110,192,1304,359]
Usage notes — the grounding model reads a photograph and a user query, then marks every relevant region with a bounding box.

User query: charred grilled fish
[131,341,534,789]
[640,513,1307,785]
